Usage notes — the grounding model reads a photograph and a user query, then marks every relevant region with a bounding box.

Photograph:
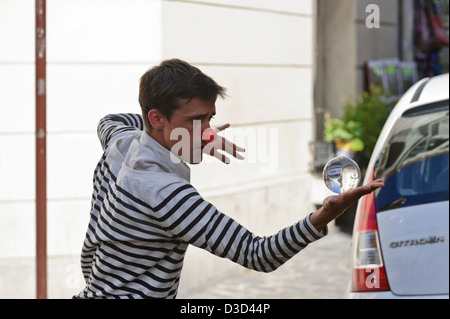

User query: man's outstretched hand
[203,123,245,164]
[309,179,385,233]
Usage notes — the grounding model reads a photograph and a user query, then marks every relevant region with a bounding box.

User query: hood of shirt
[115,130,191,182]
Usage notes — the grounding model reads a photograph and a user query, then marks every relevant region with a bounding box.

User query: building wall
[314,0,357,122]
[313,0,414,139]
[0,0,316,298]
[355,0,401,93]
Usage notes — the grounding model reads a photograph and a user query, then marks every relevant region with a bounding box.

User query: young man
[75,59,384,298]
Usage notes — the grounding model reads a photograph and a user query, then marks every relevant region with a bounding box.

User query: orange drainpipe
[35,0,47,299]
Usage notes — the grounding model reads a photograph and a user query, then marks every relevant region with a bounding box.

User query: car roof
[366,73,449,174]
[418,73,449,104]
[382,73,448,127]
[395,73,449,114]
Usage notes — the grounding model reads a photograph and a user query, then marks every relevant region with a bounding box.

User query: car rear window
[374,100,449,212]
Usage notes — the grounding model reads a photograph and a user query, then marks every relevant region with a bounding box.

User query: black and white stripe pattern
[75,114,326,299]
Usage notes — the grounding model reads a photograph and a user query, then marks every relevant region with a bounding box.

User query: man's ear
[148,109,165,129]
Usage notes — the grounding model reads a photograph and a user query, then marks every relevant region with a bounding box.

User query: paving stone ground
[183,229,353,299]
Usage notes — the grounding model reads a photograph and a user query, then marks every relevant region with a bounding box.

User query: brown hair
[139,58,226,130]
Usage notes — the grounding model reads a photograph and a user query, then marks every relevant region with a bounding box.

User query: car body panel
[349,73,449,299]
[377,201,449,296]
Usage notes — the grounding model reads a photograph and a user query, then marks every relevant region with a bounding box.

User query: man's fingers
[356,179,385,196]
[312,179,385,232]
[214,151,231,164]
[212,124,245,155]
[215,123,231,132]
[226,138,245,154]
[222,138,245,159]
[323,179,384,209]
[210,136,245,159]
[206,146,231,164]
[202,124,245,163]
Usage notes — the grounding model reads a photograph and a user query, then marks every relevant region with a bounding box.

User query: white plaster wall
[0,0,316,298]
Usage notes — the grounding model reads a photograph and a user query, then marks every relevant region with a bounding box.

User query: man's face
[161,97,216,164]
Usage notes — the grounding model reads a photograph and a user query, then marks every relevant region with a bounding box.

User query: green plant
[324,114,365,151]
[324,86,394,166]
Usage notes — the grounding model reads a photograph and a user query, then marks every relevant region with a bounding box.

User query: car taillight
[352,170,390,292]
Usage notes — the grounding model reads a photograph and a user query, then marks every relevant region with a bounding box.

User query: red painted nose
[202,128,217,143]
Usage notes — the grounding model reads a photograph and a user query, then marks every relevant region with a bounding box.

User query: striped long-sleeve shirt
[75,113,327,299]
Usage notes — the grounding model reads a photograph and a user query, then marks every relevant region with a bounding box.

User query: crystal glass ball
[323,156,361,194]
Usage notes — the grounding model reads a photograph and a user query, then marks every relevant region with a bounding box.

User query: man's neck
[145,128,168,151]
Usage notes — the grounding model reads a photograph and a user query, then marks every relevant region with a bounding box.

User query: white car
[347,73,449,298]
